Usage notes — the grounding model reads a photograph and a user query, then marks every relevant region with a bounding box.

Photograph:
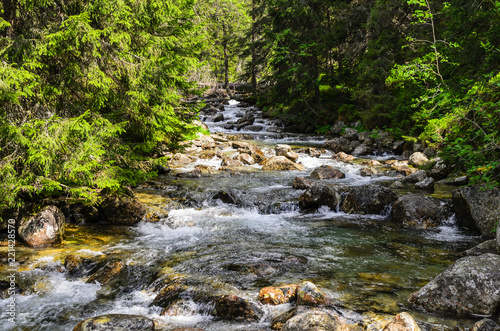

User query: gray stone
[415,177,435,190]
[402,170,427,184]
[408,152,428,167]
[328,120,345,136]
[452,184,500,237]
[391,194,446,229]
[408,254,500,316]
[471,318,500,331]
[299,184,345,211]
[341,184,398,215]
[213,294,263,322]
[343,128,359,140]
[465,240,498,256]
[352,144,372,156]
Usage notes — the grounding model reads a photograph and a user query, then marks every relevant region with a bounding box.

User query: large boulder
[299,184,345,211]
[292,177,313,190]
[310,165,346,180]
[18,205,65,247]
[414,177,435,190]
[73,314,155,331]
[262,156,306,171]
[391,194,446,229]
[341,185,398,215]
[408,254,500,316]
[452,184,500,237]
[99,190,146,226]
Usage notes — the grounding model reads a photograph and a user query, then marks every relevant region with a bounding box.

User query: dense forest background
[1,0,499,211]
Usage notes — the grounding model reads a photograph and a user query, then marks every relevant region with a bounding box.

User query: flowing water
[0,100,483,330]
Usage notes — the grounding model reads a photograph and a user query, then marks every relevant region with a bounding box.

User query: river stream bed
[0,100,483,330]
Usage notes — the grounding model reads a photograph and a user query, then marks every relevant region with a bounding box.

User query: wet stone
[297,281,330,306]
[18,205,65,247]
[259,284,298,305]
[292,176,313,190]
[73,314,155,331]
[310,165,346,180]
[383,312,421,331]
[213,294,263,322]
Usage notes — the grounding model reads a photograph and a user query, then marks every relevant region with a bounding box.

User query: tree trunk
[223,23,230,96]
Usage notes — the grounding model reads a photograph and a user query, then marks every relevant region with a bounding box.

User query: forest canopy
[1,0,499,210]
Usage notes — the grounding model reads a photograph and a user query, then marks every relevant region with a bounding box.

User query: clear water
[0,101,482,331]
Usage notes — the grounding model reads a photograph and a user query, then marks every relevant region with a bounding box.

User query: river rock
[221,157,243,167]
[259,284,298,305]
[471,319,500,331]
[402,170,427,184]
[452,184,500,237]
[276,144,292,156]
[497,222,500,253]
[73,314,155,331]
[299,184,344,211]
[324,137,350,153]
[438,176,468,186]
[18,205,65,247]
[305,147,321,158]
[341,184,398,215]
[261,156,306,171]
[234,142,266,163]
[86,261,125,286]
[391,194,446,229]
[334,152,355,162]
[213,294,263,322]
[360,167,377,177]
[237,153,255,165]
[408,254,500,316]
[99,190,146,226]
[275,307,362,331]
[414,177,434,190]
[212,190,240,204]
[212,113,224,122]
[465,240,498,256]
[408,152,428,167]
[169,153,195,166]
[328,120,345,136]
[352,144,372,157]
[383,312,421,331]
[292,177,313,190]
[310,165,346,180]
[427,157,451,180]
[297,281,330,306]
[343,128,359,141]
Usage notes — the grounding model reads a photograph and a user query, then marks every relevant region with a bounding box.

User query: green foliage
[0,0,203,209]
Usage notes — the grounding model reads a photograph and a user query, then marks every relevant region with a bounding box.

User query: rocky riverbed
[1,99,500,331]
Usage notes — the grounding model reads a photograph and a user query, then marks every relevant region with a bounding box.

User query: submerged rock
[408,254,500,316]
[310,165,346,180]
[452,184,500,237]
[73,314,155,331]
[18,205,65,247]
[86,261,125,286]
[391,194,446,229]
[213,294,263,322]
[341,185,398,215]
